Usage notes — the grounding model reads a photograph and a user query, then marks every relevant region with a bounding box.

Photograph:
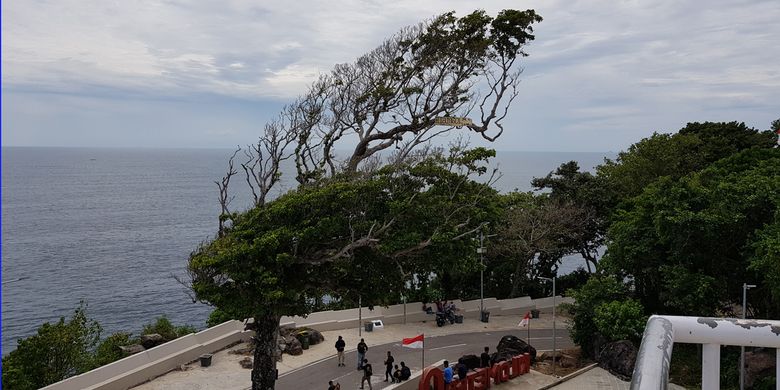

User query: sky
[2,0,779,152]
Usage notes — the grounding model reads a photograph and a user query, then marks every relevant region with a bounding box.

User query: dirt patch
[532,347,593,377]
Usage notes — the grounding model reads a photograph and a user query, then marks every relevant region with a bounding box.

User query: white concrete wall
[40,321,251,390]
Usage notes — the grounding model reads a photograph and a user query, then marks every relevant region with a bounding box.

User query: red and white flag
[518,311,531,327]
[402,334,424,349]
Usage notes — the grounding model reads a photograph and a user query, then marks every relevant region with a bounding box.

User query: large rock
[492,335,537,364]
[294,327,325,345]
[119,344,145,356]
[140,333,166,349]
[597,340,636,381]
[285,337,303,356]
[745,349,776,388]
[459,354,481,370]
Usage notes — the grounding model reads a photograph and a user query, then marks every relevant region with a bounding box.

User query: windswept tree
[494,192,590,297]
[532,161,608,272]
[188,9,542,389]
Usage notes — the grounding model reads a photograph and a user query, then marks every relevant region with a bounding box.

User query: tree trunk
[251,313,281,390]
[510,257,528,298]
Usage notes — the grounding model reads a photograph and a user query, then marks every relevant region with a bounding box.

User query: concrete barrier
[40,321,252,390]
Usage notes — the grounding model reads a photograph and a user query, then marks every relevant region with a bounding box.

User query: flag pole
[422,334,425,370]
[527,312,531,346]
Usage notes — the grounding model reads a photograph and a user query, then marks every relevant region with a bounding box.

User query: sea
[1,147,612,354]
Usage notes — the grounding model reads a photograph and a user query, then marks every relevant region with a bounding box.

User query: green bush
[207,308,236,327]
[2,303,102,390]
[93,332,134,367]
[566,276,629,357]
[593,299,646,343]
[142,317,178,340]
[176,325,197,337]
[141,316,197,340]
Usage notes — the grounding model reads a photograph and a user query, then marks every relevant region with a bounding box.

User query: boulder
[280,324,296,338]
[308,329,325,345]
[239,357,253,369]
[597,340,636,381]
[492,335,537,364]
[140,333,165,349]
[119,344,145,356]
[745,349,776,388]
[559,354,577,368]
[459,354,481,370]
[285,337,303,356]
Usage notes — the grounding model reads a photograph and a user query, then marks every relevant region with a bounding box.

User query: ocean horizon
[1,146,613,354]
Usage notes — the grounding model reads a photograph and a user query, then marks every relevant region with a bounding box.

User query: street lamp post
[476,226,496,323]
[479,229,485,316]
[539,276,557,377]
[740,283,756,390]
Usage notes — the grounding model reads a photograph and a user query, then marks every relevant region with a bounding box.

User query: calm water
[1,147,610,353]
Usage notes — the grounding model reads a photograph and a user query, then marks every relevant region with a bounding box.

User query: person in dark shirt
[400,361,411,380]
[384,351,395,382]
[357,339,368,369]
[392,364,402,383]
[360,359,373,389]
[327,380,340,390]
[457,358,468,380]
[334,336,346,367]
[480,346,491,368]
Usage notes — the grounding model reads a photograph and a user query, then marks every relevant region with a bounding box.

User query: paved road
[277,328,572,390]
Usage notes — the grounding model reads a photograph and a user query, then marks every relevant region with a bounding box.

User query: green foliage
[532,161,610,272]
[207,308,237,327]
[556,268,592,296]
[93,332,134,367]
[603,148,780,316]
[2,303,102,390]
[566,276,628,357]
[597,121,776,205]
[593,299,646,343]
[141,316,195,340]
[189,148,500,322]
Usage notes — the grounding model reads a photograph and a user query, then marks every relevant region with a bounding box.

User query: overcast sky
[2,0,778,152]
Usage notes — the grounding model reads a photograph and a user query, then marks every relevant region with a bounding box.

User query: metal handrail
[630,315,780,390]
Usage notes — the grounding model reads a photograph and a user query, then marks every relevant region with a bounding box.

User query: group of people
[329,336,411,389]
[421,300,458,314]
[441,346,494,386]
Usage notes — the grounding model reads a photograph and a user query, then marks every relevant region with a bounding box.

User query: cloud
[3,0,779,151]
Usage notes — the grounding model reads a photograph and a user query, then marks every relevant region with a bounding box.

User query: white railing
[631,315,780,390]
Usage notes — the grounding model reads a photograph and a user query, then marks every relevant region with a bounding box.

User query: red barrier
[419,366,444,390]
[419,356,530,390]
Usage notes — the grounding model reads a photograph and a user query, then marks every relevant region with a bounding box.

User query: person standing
[443,360,453,387]
[480,346,491,368]
[383,351,395,382]
[360,359,373,389]
[334,336,346,367]
[357,338,368,370]
[327,380,340,390]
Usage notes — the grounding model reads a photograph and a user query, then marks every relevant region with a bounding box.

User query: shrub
[207,308,236,327]
[142,317,177,340]
[593,299,646,343]
[93,332,134,367]
[2,303,101,390]
[566,276,629,357]
[141,316,197,340]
